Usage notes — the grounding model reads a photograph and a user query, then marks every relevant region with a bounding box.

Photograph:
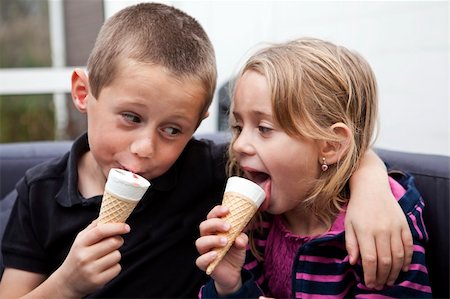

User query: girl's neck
[282,206,330,237]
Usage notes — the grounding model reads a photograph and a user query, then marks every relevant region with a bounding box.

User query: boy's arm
[352,176,431,297]
[0,268,46,298]
[345,149,413,289]
[0,221,130,298]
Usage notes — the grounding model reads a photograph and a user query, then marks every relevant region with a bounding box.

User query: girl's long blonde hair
[228,38,378,249]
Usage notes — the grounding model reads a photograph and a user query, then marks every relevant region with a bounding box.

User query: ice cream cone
[98,192,140,224]
[206,176,265,275]
[98,168,150,224]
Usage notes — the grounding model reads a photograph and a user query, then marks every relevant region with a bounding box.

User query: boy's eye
[163,127,181,136]
[122,112,141,123]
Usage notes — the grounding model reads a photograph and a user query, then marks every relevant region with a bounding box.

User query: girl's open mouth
[245,170,271,211]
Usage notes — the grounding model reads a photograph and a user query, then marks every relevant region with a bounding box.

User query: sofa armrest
[0,141,73,199]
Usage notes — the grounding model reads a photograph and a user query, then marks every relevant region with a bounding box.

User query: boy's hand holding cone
[206,176,265,275]
[98,168,150,224]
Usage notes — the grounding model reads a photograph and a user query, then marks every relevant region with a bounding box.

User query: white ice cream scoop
[104,168,151,201]
[98,168,151,224]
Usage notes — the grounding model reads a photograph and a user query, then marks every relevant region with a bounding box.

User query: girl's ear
[71,68,90,113]
[318,123,353,166]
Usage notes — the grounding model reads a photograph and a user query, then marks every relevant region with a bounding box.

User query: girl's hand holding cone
[196,177,265,296]
[195,205,247,295]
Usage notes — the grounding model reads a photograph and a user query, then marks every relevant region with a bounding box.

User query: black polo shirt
[2,133,227,298]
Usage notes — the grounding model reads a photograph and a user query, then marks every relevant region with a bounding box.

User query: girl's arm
[346,149,413,290]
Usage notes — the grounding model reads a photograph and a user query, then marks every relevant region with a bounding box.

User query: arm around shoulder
[352,172,431,298]
[345,149,413,288]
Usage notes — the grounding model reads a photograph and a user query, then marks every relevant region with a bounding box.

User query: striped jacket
[201,172,431,298]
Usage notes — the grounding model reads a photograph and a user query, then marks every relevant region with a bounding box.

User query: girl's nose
[130,135,155,158]
[232,130,256,156]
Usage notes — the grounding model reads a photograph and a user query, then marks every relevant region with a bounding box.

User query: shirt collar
[56,133,94,207]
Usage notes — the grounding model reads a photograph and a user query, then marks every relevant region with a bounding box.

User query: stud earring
[321,157,328,172]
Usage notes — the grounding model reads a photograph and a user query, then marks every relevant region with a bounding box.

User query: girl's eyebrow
[237,111,273,119]
[253,110,272,118]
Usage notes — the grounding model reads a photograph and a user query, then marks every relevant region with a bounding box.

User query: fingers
[199,218,230,236]
[82,222,130,247]
[94,263,122,287]
[373,233,392,289]
[386,233,404,286]
[93,245,123,274]
[58,223,127,296]
[196,250,218,271]
[196,234,228,255]
[234,233,248,250]
[196,206,231,271]
[384,226,413,286]
[358,235,377,289]
[401,228,413,272]
[196,233,248,275]
[344,224,359,265]
[67,222,128,276]
[359,228,413,289]
[206,205,229,219]
[69,234,125,271]
[91,236,124,260]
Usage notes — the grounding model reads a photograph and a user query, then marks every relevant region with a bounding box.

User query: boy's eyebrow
[125,101,148,108]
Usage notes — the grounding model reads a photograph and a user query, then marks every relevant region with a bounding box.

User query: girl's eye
[163,127,181,136]
[258,126,272,134]
[122,112,141,123]
[231,125,242,134]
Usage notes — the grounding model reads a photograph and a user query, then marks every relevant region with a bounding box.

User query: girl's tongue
[245,170,271,211]
[259,179,271,211]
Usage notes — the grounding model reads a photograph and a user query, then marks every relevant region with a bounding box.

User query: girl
[196,38,430,298]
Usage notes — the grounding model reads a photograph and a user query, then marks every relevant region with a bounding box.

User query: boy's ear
[318,123,352,165]
[194,111,210,130]
[71,68,90,113]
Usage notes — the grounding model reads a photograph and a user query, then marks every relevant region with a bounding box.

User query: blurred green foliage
[0,0,54,142]
[0,95,55,142]
[0,0,51,67]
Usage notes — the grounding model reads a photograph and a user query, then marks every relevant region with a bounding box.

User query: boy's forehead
[114,59,195,86]
[107,60,207,103]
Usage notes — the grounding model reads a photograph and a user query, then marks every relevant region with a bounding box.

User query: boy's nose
[130,135,155,158]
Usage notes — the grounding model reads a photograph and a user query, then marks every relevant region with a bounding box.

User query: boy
[0,2,412,298]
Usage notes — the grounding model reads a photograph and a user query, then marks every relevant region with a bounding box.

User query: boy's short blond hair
[87,2,217,117]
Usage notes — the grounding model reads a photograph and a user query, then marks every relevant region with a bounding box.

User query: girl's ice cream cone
[206,176,265,275]
[98,168,150,224]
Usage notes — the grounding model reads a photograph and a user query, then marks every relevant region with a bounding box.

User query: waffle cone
[206,191,258,275]
[98,191,139,224]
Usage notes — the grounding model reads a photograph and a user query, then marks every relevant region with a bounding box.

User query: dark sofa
[0,133,448,297]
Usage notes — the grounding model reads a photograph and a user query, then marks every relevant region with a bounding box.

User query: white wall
[105,1,449,156]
